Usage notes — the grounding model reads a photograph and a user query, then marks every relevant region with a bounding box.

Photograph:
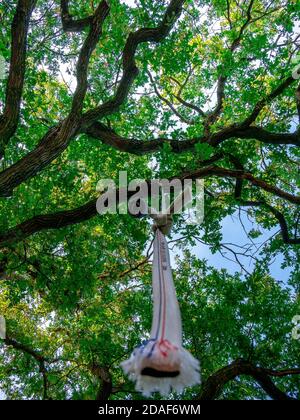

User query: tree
[0,0,299,400]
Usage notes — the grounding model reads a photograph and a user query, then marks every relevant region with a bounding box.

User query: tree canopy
[0,0,300,400]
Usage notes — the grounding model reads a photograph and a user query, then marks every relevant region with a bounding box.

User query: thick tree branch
[83,121,196,154]
[210,125,300,147]
[0,1,296,205]
[83,121,299,157]
[60,0,93,32]
[1,165,299,248]
[186,166,300,204]
[0,1,110,197]
[197,359,299,400]
[241,75,297,127]
[0,198,98,246]
[3,335,47,363]
[68,1,110,116]
[237,200,300,245]
[0,0,36,158]
[81,0,185,126]
[228,153,300,245]
[2,335,50,399]
[296,84,300,124]
[0,0,185,197]
[90,364,112,400]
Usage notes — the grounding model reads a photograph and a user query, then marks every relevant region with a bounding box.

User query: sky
[167,210,291,284]
[194,213,290,281]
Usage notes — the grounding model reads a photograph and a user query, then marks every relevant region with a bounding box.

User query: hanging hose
[121,212,200,396]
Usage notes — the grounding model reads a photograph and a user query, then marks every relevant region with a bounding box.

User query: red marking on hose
[158,230,167,341]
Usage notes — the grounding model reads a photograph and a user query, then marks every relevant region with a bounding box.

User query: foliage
[0,0,299,400]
